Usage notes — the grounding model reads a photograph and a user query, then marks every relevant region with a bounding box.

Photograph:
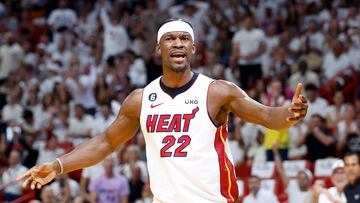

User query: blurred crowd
[0,0,359,202]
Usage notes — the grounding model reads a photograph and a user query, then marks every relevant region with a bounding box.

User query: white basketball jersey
[140,73,238,203]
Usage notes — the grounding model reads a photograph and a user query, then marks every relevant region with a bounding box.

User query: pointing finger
[17,170,31,182]
[292,83,303,102]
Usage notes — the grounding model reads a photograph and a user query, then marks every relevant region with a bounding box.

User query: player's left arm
[211,80,307,130]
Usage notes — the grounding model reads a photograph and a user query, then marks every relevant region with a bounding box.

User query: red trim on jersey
[214,124,239,203]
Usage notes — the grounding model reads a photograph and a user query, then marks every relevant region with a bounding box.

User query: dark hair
[305,83,317,91]
[159,18,193,30]
[23,109,33,119]
[311,114,326,123]
[344,152,360,164]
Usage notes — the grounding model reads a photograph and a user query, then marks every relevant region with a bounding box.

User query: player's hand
[17,162,57,190]
[287,83,308,122]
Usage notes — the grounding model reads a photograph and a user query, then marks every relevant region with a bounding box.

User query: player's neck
[161,70,193,88]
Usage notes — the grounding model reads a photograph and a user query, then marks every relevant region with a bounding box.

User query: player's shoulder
[209,79,238,93]
[120,88,144,118]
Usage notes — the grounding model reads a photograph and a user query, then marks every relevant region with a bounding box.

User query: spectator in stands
[92,103,116,136]
[50,105,70,143]
[0,33,24,81]
[336,104,357,141]
[338,113,360,155]
[247,130,266,163]
[94,73,112,106]
[2,89,24,124]
[121,145,148,183]
[2,150,28,201]
[89,155,129,203]
[19,109,40,139]
[288,121,308,160]
[128,163,145,203]
[50,173,80,202]
[343,152,360,203]
[301,114,336,162]
[99,0,130,60]
[36,135,64,165]
[273,144,313,203]
[325,91,346,129]
[304,19,325,52]
[39,186,56,203]
[289,60,320,92]
[322,40,352,80]
[231,15,266,90]
[268,46,292,80]
[313,159,347,203]
[47,0,78,44]
[67,103,93,146]
[304,83,328,121]
[243,175,279,203]
[124,50,147,88]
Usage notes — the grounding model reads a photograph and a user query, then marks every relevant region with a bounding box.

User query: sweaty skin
[18,31,307,190]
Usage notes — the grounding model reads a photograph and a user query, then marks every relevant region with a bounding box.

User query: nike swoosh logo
[150,102,164,108]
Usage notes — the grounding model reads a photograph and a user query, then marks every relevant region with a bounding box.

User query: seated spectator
[89,155,129,203]
[325,91,346,129]
[338,113,360,155]
[2,90,23,124]
[288,121,308,160]
[313,159,347,203]
[120,145,148,183]
[79,160,106,203]
[243,176,279,203]
[50,173,80,202]
[322,40,352,80]
[67,103,93,146]
[128,163,145,203]
[336,104,357,141]
[289,60,319,92]
[247,131,266,163]
[92,103,116,136]
[51,105,70,143]
[19,109,40,138]
[36,135,64,165]
[2,150,28,201]
[273,144,313,203]
[299,114,336,162]
[304,83,328,121]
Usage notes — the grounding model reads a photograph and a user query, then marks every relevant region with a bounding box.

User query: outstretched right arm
[18,89,143,189]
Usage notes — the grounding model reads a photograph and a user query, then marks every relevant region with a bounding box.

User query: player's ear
[156,43,161,55]
[191,43,196,54]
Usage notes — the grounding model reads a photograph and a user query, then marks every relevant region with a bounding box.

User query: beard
[169,64,188,73]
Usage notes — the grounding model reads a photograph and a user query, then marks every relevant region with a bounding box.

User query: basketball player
[18,19,308,203]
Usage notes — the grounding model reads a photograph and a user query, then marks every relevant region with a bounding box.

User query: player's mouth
[170,52,186,60]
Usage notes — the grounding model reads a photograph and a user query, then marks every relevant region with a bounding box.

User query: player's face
[157,31,195,73]
[344,155,360,184]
